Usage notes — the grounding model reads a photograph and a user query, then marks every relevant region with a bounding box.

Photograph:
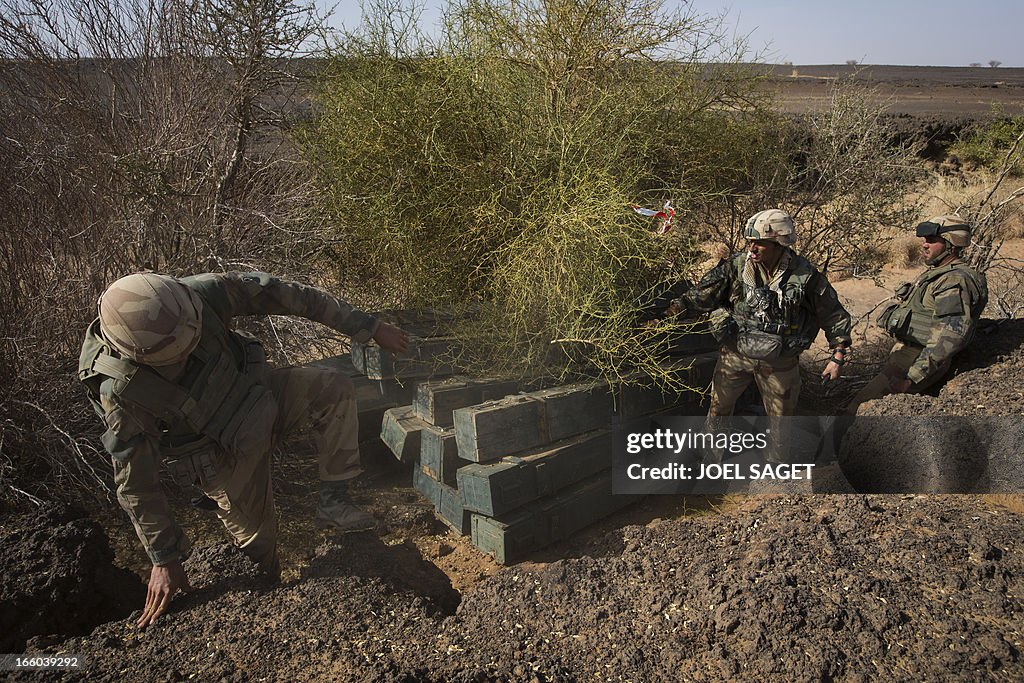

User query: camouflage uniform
[848,257,988,414]
[677,250,852,419]
[79,272,379,574]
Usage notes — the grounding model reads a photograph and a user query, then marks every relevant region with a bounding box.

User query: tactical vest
[78,294,277,471]
[880,261,988,347]
[728,252,819,354]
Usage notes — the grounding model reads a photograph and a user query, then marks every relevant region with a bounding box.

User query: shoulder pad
[179,273,232,319]
[789,253,820,276]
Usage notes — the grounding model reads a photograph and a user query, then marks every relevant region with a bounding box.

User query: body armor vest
[79,295,277,467]
[728,252,818,354]
[881,261,987,347]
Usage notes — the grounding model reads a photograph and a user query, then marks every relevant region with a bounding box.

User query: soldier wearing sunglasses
[846,215,988,414]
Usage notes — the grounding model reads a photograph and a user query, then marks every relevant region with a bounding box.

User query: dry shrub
[0,0,334,506]
[985,259,1024,318]
[925,124,1024,276]
[890,235,924,268]
[687,80,925,279]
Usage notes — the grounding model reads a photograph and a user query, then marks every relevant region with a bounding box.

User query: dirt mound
[433,495,1021,682]
[860,319,1024,418]
[22,495,1023,681]
[0,504,144,653]
[841,320,1024,493]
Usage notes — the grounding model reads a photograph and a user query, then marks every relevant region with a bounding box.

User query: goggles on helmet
[915,221,966,238]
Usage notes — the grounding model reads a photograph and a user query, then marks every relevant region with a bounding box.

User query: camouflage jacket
[79,272,379,566]
[674,250,852,353]
[883,258,988,384]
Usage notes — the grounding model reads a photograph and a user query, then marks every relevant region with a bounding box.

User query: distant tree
[989,60,1002,68]
[846,59,858,66]
[970,62,982,68]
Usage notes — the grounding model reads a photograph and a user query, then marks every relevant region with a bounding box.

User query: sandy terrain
[768,64,1024,118]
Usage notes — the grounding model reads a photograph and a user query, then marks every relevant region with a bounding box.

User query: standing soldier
[78,271,410,627]
[666,209,851,459]
[846,215,988,414]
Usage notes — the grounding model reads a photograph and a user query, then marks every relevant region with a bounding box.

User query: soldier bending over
[79,272,409,627]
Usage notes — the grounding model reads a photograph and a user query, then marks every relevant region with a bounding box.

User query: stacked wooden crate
[307,354,412,467]
[313,310,461,468]
[380,354,719,564]
[328,308,722,563]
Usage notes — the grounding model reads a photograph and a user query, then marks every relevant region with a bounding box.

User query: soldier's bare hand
[138,560,191,628]
[373,322,411,354]
[663,301,683,318]
[821,361,842,382]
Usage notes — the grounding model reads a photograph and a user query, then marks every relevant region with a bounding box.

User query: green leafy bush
[951,111,1024,176]
[302,0,769,382]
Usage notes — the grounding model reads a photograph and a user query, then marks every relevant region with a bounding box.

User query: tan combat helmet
[743,209,797,246]
[915,214,971,248]
[98,273,203,366]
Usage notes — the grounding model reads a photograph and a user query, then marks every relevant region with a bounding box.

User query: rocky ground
[4,65,1024,678]
[1,316,1022,681]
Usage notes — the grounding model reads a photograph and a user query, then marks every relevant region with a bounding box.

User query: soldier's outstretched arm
[183,272,383,344]
[669,258,734,317]
[108,427,194,627]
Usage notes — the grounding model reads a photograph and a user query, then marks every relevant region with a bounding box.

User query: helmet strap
[925,241,954,267]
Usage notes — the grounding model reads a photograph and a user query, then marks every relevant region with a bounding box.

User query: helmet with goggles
[915,214,971,248]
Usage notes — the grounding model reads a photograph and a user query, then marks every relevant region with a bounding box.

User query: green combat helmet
[915,214,971,265]
[743,208,797,246]
[98,273,203,366]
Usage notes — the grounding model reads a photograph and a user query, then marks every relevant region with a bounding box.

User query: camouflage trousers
[199,365,360,576]
[845,342,948,416]
[708,343,801,417]
[706,343,802,464]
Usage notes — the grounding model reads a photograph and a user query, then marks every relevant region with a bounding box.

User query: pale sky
[317,0,1023,67]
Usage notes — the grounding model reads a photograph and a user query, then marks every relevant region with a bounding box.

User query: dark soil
[0,505,144,653]
[9,495,1022,682]
[4,320,1024,681]
[860,319,1024,418]
[4,321,1024,681]
[839,320,1024,494]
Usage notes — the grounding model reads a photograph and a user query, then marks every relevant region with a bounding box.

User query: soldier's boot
[314,479,376,533]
